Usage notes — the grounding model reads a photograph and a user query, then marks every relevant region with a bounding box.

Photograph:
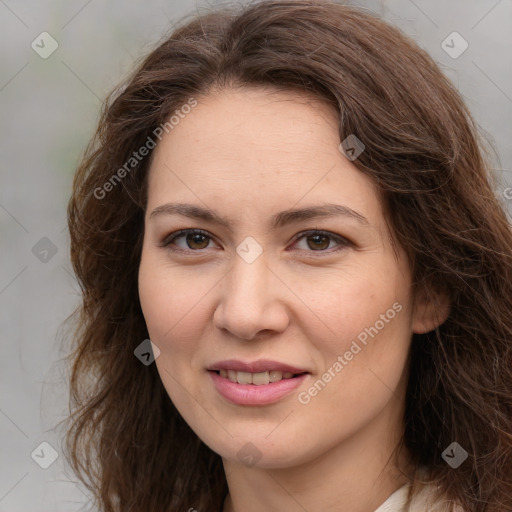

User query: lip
[207,359,309,374]
[206,359,310,406]
[208,371,308,405]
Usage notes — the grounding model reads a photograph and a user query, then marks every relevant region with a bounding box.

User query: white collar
[373,483,411,512]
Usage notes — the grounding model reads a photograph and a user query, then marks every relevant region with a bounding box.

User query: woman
[64,1,512,511]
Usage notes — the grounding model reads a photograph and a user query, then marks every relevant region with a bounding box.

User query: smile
[215,369,301,385]
[207,363,309,405]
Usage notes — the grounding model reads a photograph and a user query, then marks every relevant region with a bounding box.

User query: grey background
[1,0,511,510]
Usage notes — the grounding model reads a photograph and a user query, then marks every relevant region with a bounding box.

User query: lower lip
[208,371,308,405]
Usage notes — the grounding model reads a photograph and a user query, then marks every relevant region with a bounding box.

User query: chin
[201,430,318,469]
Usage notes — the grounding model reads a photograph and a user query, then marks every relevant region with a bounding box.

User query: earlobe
[412,286,451,334]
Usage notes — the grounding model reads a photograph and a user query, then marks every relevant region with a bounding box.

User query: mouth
[209,369,307,385]
[206,360,310,405]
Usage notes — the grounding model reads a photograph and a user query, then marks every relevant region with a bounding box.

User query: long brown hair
[64,1,512,511]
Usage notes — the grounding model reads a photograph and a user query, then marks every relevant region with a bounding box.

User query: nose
[212,254,290,340]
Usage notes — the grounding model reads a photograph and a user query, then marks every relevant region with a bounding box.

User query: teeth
[236,371,252,384]
[269,370,283,382]
[252,371,270,385]
[219,369,297,384]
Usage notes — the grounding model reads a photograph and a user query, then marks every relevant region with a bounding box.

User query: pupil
[309,234,329,250]
[188,233,209,249]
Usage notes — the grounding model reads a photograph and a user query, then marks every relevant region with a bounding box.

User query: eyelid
[159,228,352,255]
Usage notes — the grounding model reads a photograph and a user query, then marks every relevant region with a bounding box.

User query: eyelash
[159,229,351,256]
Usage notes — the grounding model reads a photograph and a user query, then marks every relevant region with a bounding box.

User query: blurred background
[1,0,511,510]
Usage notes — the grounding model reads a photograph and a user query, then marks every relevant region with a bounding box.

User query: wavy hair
[64,1,512,511]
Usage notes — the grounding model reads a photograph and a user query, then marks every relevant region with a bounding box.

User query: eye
[291,230,351,255]
[159,229,217,252]
[159,228,350,255]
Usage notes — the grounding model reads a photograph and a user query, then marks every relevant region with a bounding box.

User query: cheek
[310,273,413,410]
[138,255,207,405]
[138,251,211,346]
[299,259,411,353]
[300,262,413,416]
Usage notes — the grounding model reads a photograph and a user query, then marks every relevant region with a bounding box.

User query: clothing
[374,483,410,512]
[374,481,465,512]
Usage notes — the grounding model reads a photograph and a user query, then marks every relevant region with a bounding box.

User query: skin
[138,86,449,512]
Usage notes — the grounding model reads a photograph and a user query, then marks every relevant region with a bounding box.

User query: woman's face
[138,86,426,468]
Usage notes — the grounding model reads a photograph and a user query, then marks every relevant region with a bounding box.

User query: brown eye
[293,230,350,254]
[185,232,210,250]
[160,229,216,251]
[306,234,330,251]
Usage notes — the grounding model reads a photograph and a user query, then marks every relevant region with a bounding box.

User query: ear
[412,285,451,334]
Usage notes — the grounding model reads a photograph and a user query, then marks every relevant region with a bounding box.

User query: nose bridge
[213,250,289,339]
[225,253,271,314]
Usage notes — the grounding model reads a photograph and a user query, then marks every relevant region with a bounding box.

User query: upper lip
[207,359,309,374]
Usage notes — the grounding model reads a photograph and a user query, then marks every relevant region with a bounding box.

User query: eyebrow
[149,202,370,230]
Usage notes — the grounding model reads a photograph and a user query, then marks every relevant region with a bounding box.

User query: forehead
[146,86,382,226]
[155,87,338,164]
